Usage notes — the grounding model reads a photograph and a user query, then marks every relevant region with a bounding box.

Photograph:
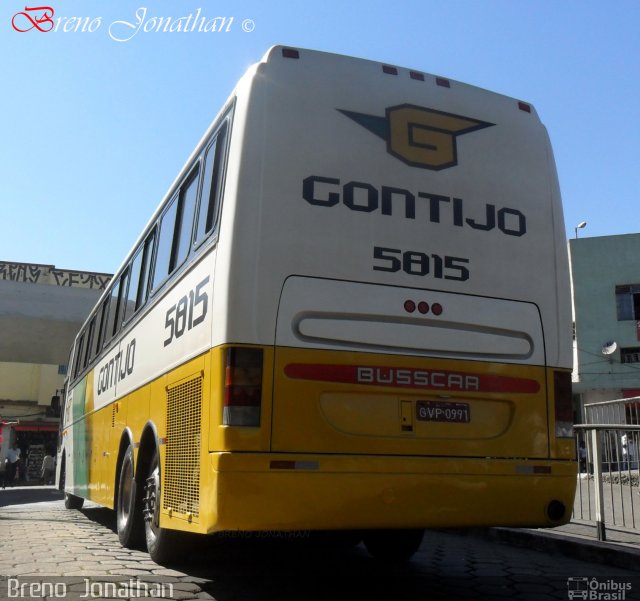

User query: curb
[474,527,640,571]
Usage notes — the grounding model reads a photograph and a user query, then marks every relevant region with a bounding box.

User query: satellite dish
[602,341,618,356]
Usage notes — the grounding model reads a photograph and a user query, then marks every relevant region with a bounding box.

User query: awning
[14,422,59,432]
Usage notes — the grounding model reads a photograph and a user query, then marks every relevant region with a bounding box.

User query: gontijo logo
[339,105,494,170]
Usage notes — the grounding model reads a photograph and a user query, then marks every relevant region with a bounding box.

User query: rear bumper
[197,453,576,533]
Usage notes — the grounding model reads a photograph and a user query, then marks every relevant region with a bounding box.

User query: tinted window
[123,248,143,324]
[174,167,199,267]
[195,122,228,244]
[116,269,130,333]
[104,278,124,345]
[138,231,155,307]
[123,230,155,323]
[73,334,85,378]
[152,196,179,291]
[83,318,95,368]
[93,299,108,359]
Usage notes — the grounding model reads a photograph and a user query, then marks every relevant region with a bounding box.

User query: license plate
[416,401,470,423]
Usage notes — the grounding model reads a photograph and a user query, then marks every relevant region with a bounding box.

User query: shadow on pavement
[168,535,445,601]
[80,506,117,533]
[0,485,63,508]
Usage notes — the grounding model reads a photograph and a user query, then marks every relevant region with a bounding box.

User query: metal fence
[573,397,640,540]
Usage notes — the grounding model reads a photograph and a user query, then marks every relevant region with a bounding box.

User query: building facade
[0,261,110,472]
[570,234,640,419]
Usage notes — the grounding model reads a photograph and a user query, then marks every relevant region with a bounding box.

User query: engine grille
[163,375,202,518]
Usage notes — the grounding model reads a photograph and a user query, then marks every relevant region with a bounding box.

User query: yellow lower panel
[195,453,576,533]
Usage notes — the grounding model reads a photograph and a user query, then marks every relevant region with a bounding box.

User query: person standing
[6,443,20,487]
[41,450,55,485]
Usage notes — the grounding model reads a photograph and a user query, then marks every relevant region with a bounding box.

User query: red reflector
[270,460,320,470]
[518,101,531,113]
[436,77,451,88]
[533,466,552,474]
[282,48,299,59]
[270,461,296,470]
[418,302,429,314]
[410,71,424,81]
[382,65,398,75]
[404,300,416,313]
[431,303,443,316]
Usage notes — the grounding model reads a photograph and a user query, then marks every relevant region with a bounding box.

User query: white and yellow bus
[58,46,576,562]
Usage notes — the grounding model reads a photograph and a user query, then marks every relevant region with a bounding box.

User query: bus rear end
[209,47,575,550]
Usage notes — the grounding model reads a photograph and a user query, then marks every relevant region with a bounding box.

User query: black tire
[362,528,425,562]
[143,449,183,564]
[64,492,84,510]
[117,445,144,548]
[310,530,362,549]
[61,459,84,509]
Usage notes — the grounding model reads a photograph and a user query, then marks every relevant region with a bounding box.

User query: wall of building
[0,261,111,421]
[570,234,640,408]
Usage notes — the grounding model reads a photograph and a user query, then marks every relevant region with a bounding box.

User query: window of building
[616,285,640,321]
[621,347,640,364]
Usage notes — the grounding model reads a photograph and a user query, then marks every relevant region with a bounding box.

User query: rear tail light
[223,347,263,426]
[554,371,573,438]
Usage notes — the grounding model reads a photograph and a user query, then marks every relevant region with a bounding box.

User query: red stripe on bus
[284,364,540,394]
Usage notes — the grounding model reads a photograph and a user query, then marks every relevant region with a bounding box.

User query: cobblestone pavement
[0,487,639,600]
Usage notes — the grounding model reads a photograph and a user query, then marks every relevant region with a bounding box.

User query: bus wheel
[362,529,425,562]
[116,445,143,548]
[61,460,84,510]
[64,492,84,510]
[143,450,182,564]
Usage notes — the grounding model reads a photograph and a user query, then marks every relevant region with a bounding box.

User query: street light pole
[575,221,587,239]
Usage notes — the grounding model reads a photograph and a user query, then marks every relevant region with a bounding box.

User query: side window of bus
[151,166,200,292]
[92,299,108,360]
[73,334,85,379]
[123,248,142,324]
[174,166,200,268]
[195,121,228,245]
[152,195,179,291]
[83,317,96,370]
[123,230,155,323]
[103,273,127,347]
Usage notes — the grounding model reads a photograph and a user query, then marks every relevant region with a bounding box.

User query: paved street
[0,486,639,601]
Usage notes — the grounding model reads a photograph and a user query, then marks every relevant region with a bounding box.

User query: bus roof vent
[282,48,300,59]
[436,77,451,88]
[518,101,532,113]
[382,65,398,75]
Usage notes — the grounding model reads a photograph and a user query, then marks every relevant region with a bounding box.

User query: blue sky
[1,0,638,274]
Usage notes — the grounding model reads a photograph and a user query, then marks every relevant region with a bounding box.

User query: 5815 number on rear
[373,246,470,281]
